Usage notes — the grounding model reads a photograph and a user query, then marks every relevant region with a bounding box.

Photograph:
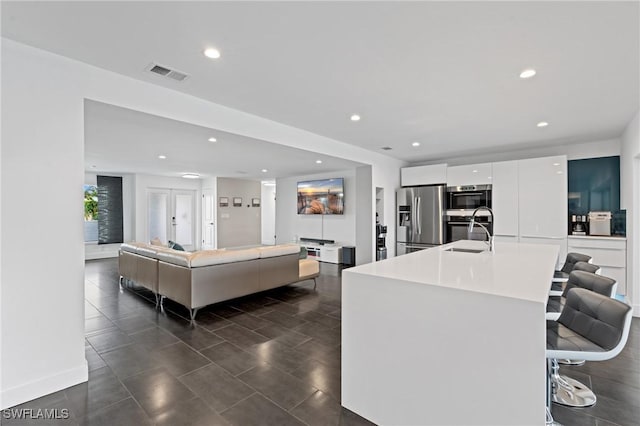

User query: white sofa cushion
[257,243,301,258]
[190,248,260,267]
[120,242,143,253]
[299,258,320,278]
[155,249,194,267]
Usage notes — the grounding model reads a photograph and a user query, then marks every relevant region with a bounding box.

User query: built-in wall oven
[445,214,493,243]
[446,184,492,211]
[445,184,492,243]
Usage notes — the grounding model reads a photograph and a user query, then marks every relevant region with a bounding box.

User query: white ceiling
[3,1,639,163]
[84,100,364,179]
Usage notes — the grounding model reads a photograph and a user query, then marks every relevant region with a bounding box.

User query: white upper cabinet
[491,160,519,237]
[401,164,447,187]
[446,163,493,187]
[518,155,567,239]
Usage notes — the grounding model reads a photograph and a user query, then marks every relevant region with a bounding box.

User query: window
[83,176,124,244]
[84,184,98,243]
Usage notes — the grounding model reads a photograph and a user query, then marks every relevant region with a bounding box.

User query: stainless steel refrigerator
[396,185,446,255]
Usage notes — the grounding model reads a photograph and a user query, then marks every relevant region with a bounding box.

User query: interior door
[148,189,170,244]
[172,190,195,251]
[202,189,216,249]
[147,188,196,251]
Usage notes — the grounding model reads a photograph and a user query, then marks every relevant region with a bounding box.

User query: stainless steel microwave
[446,184,492,211]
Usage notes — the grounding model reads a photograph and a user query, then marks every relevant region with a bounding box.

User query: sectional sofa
[118,242,320,320]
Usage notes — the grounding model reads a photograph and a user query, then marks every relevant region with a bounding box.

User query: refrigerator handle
[417,197,421,234]
[413,197,417,232]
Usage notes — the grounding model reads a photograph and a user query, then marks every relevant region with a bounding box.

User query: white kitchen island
[342,240,559,426]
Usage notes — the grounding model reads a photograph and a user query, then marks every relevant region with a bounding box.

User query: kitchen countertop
[345,239,559,304]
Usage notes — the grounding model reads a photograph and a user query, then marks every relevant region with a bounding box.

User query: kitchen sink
[444,247,486,254]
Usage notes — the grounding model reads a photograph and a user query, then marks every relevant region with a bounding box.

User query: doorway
[147,188,196,251]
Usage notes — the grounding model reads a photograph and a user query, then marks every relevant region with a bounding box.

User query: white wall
[276,169,356,246]
[217,178,261,248]
[0,38,404,408]
[261,183,276,245]
[621,110,640,316]
[83,172,135,259]
[355,166,374,264]
[2,40,87,408]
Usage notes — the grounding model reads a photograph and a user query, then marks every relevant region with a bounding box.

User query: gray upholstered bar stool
[546,270,616,321]
[552,252,592,282]
[548,269,615,367]
[550,255,595,296]
[546,288,632,416]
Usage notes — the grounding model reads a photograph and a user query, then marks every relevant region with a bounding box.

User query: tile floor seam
[216,391,259,416]
[76,395,135,422]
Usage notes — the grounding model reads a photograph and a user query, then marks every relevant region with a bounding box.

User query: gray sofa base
[120,250,309,320]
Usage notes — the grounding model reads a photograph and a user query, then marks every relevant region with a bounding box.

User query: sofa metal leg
[155,294,160,308]
[190,308,199,321]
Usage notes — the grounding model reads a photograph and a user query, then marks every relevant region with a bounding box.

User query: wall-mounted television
[297,178,344,215]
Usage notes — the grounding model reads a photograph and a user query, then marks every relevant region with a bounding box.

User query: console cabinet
[302,243,343,264]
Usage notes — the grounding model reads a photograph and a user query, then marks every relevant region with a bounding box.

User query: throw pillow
[168,240,185,251]
[299,246,308,259]
[150,237,163,246]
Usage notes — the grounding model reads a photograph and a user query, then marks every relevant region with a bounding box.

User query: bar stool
[552,252,592,283]
[549,256,595,296]
[550,261,600,296]
[546,288,632,417]
[546,270,616,321]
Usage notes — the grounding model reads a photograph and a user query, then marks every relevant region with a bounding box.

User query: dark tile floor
[5,258,640,425]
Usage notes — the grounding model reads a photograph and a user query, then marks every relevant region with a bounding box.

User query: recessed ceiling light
[472,170,478,173]
[316,160,323,164]
[203,48,221,59]
[208,137,217,142]
[520,69,536,79]
[350,114,361,122]
[412,142,420,147]
[261,169,268,173]
[182,173,200,179]
[537,121,549,128]
[262,182,276,187]
[158,155,166,159]
[553,162,560,166]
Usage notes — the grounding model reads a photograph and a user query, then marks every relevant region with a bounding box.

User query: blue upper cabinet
[568,156,620,216]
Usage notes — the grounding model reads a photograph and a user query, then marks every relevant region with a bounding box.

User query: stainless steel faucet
[468,206,494,252]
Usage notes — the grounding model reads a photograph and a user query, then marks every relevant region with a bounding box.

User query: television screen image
[297,178,344,215]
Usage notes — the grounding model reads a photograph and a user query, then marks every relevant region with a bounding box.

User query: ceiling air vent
[381,146,393,151]
[146,63,189,82]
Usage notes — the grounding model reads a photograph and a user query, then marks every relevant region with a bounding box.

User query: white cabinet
[446,163,493,186]
[517,156,568,268]
[491,160,519,237]
[568,236,627,295]
[401,164,447,187]
[518,156,567,238]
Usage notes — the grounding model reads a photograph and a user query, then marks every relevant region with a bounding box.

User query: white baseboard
[1,362,88,409]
